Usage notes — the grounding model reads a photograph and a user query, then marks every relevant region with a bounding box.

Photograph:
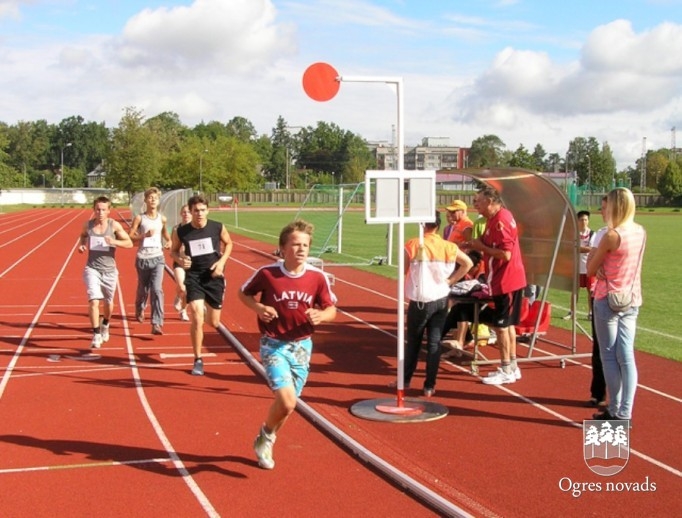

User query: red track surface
[1,208,680,517]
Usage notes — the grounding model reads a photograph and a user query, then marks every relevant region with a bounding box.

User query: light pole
[285,126,302,189]
[199,149,208,193]
[60,142,72,205]
[586,154,592,208]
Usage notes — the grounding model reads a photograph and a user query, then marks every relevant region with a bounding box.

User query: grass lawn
[215,206,682,363]
[4,203,679,362]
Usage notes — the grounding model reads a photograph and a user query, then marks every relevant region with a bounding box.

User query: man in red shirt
[468,186,527,385]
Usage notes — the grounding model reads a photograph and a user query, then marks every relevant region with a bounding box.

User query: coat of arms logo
[583,420,630,476]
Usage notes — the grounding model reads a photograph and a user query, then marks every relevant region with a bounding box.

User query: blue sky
[1,0,682,169]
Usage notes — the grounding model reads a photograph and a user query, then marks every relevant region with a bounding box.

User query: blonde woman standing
[587,188,646,424]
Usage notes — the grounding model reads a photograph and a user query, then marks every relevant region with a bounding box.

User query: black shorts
[184,270,226,310]
[480,289,525,328]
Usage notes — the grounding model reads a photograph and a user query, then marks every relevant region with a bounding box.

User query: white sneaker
[100,323,110,343]
[486,366,521,380]
[173,296,183,312]
[562,311,572,320]
[179,309,189,321]
[90,334,103,349]
[482,368,516,385]
[254,427,276,470]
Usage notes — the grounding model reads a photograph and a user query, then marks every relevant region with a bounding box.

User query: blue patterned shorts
[260,336,312,396]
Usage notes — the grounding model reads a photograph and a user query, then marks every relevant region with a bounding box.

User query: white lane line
[0,238,80,400]
[0,212,83,273]
[116,280,220,517]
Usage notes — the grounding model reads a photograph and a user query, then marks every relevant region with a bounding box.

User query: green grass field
[3,203,678,362]
[215,206,682,363]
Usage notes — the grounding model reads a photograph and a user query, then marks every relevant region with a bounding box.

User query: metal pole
[586,155,591,208]
[199,148,207,193]
[285,126,303,190]
[60,142,72,205]
[338,75,406,405]
[285,147,289,190]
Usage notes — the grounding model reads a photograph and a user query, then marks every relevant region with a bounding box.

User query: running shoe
[423,387,436,398]
[486,366,521,380]
[191,358,204,376]
[151,324,163,335]
[254,427,276,470]
[100,323,110,343]
[90,333,103,349]
[179,309,189,321]
[482,369,516,385]
[173,296,183,312]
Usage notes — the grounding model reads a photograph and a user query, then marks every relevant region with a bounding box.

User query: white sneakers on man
[482,366,521,385]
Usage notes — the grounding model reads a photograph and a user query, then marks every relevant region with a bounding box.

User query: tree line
[1,108,681,204]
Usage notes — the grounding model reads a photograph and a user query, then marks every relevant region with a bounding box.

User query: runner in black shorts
[170,195,233,376]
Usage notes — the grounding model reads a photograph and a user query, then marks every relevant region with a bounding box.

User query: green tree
[646,151,669,191]
[341,133,375,184]
[508,144,536,170]
[658,160,682,205]
[107,107,160,198]
[468,135,506,167]
[209,135,262,191]
[531,144,547,171]
[226,116,257,143]
[547,152,562,172]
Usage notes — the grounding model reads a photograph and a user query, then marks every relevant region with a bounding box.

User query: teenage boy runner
[129,187,171,335]
[238,220,337,469]
[170,195,233,376]
[78,196,132,349]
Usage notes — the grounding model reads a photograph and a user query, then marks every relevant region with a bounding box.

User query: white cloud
[1,1,681,172]
[0,0,24,20]
[112,0,296,75]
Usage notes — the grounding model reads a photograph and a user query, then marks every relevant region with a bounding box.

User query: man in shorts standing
[238,220,337,470]
[468,186,527,385]
[78,196,133,349]
[170,195,233,376]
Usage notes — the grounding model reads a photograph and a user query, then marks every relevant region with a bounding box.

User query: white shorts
[83,266,118,303]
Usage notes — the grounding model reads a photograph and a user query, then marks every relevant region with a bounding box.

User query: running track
[0,208,680,517]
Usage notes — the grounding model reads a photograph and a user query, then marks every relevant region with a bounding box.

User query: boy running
[238,220,337,469]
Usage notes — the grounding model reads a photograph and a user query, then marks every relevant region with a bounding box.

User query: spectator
[445,200,473,247]
[586,197,608,408]
[587,188,646,423]
[564,210,595,320]
[469,186,527,385]
[403,211,473,396]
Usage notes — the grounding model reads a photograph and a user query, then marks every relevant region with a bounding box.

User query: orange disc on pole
[302,62,340,102]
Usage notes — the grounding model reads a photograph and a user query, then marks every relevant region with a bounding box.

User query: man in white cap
[445,200,473,247]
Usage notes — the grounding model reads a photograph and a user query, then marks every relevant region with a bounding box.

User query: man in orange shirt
[445,200,473,247]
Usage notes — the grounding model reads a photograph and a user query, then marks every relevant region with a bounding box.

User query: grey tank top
[87,219,117,272]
